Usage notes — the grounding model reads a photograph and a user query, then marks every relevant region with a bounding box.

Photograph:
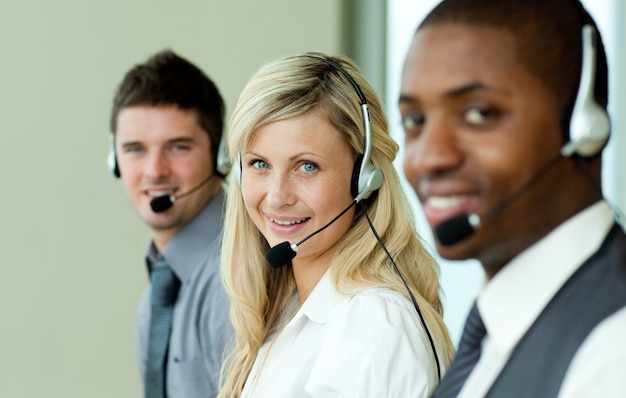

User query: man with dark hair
[109,49,233,398]
[400,0,625,396]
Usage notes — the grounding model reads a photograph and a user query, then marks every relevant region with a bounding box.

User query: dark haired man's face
[115,105,221,250]
[399,24,579,277]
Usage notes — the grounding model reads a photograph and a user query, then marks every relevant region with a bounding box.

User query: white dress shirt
[458,201,626,397]
[241,271,441,397]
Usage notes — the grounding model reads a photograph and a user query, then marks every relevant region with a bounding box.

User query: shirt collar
[288,270,349,326]
[477,200,614,355]
[145,190,225,282]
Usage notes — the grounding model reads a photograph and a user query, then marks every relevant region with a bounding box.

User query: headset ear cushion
[113,158,121,178]
[234,154,242,186]
[215,135,232,178]
[108,134,121,178]
[351,155,363,198]
[561,25,610,158]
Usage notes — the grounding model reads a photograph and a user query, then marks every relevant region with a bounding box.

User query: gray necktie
[432,303,486,398]
[145,260,180,398]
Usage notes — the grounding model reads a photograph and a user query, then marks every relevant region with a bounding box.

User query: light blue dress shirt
[137,190,233,398]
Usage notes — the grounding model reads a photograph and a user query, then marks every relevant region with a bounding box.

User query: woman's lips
[265,215,311,236]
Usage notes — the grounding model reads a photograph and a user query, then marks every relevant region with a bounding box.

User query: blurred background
[0,1,622,396]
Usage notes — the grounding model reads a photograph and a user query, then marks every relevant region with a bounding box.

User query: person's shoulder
[569,306,626,369]
[310,287,437,396]
[339,287,422,329]
[583,306,626,349]
[350,287,414,307]
[560,307,626,396]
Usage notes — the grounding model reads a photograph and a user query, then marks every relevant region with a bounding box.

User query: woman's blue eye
[251,159,269,169]
[300,162,317,173]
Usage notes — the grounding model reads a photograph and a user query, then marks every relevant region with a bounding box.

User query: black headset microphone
[265,166,381,268]
[266,200,358,269]
[435,153,564,246]
[149,173,217,213]
[435,25,611,247]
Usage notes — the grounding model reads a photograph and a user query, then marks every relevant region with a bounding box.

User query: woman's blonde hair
[218,52,454,397]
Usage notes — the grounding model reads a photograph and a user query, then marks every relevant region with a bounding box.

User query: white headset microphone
[435,25,611,246]
[236,55,443,380]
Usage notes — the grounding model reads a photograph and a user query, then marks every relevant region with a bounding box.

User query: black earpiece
[561,25,610,158]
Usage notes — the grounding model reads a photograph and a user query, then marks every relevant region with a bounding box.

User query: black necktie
[432,303,487,398]
[145,260,181,398]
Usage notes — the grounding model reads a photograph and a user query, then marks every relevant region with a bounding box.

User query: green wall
[0,1,343,396]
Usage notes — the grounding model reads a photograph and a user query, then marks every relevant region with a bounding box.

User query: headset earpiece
[216,133,232,178]
[351,103,383,201]
[351,154,384,201]
[350,155,364,197]
[561,25,610,158]
[108,134,121,178]
[234,153,242,186]
[354,159,384,202]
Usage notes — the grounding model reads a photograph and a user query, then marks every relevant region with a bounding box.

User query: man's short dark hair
[110,49,225,171]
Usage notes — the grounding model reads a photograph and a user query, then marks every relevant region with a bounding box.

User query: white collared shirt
[241,272,441,397]
[459,201,626,397]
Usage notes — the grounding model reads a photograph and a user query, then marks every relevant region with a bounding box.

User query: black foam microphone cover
[266,241,297,269]
[150,195,174,213]
[435,214,475,246]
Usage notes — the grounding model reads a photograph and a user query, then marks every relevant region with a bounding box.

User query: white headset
[561,25,610,158]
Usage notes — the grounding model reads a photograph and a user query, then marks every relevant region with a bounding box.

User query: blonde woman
[219,52,454,397]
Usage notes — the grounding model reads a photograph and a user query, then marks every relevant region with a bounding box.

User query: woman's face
[240,109,356,268]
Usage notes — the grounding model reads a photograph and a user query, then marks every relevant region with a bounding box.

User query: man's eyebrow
[399,81,500,105]
[443,82,495,98]
[167,136,196,144]
[119,136,196,148]
[120,140,142,148]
